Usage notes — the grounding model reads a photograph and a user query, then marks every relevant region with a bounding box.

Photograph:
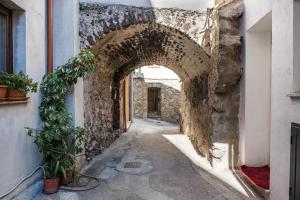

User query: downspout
[47,0,53,74]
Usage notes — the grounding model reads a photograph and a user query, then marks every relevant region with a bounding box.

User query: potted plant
[26,127,78,193]
[43,160,60,194]
[0,72,8,101]
[25,50,96,194]
[5,71,38,101]
[59,127,85,185]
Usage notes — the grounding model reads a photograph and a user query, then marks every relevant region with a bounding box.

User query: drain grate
[124,162,142,169]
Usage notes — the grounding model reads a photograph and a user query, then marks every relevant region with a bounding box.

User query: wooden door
[148,88,156,113]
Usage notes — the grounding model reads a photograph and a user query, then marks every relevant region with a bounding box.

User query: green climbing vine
[27,49,96,178]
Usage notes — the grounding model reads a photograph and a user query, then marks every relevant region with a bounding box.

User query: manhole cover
[124,162,142,169]
[116,159,153,174]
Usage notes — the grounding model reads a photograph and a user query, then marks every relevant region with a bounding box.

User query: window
[0,4,12,72]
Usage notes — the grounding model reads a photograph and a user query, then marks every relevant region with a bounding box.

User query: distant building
[133,66,181,123]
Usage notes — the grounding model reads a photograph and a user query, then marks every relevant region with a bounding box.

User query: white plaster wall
[242,0,271,31]
[240,12,272,167]
[53,0,82,127]
[0,0,46,195]
[242,0,300,199]
[0,0,82,196]
[137,66,180,80]
[79,0,213,11]
[270,0,300,199]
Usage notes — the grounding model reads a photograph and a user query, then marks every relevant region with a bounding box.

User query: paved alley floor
[34,118,262,200]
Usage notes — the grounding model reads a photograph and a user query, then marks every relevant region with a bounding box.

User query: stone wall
[133,76,181,123]
[80,1,243,163]
[133,77,147,118]
[209,0,243,166]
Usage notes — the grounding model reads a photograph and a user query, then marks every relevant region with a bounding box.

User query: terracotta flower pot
[7,89,28,101]
[60,168,74,185]
[43,178,59,194]
[7,89,26,98]
[0,85,7,101]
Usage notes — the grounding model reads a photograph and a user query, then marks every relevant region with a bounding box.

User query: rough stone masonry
[79,0,243,164]
[133,74,181,123]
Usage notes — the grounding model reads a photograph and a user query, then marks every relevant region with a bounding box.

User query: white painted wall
[135,66,181,90]
[242,0,271,31]
[80,0,213,11]
[0,0,46,196]
[0,0,82,197]
[270,0,299,199]
[241,0,300,199]
[136,66,180,80]
[240,12,272,167]
[53,0,83,128]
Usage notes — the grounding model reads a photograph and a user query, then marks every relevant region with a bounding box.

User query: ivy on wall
[27,50,96,173]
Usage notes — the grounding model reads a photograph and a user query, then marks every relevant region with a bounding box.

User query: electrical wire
[0,166,45,199]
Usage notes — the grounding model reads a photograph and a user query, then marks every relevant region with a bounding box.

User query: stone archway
[79,1,243,166]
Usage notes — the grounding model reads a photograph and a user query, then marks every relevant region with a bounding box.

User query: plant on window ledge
[0,72,8,101]
[26,49,96,194]
[0,71,38,101]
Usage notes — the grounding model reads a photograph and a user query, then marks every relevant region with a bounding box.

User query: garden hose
[0,166,45,199]
[59,173,101,192]
[0,166,100,199]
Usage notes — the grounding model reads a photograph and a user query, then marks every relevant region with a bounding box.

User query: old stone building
[1,0,300,199]
[133,66,181,123]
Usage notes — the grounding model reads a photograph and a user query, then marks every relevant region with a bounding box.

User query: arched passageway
[79,1,243,166]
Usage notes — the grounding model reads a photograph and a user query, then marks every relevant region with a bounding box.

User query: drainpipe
[47,0,53,74]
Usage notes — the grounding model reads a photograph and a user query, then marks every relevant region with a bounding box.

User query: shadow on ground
[34,118,262,200]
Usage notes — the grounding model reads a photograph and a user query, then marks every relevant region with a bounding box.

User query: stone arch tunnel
[79,1,243,167]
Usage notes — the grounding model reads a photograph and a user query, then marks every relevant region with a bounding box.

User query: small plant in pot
[5,71,38,101]
[59,127,85,185]
[0,72,8,101]
[26,125,86,193]
[43,160,60,194]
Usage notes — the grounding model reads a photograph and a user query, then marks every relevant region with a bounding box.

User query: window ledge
[0,100,30,105]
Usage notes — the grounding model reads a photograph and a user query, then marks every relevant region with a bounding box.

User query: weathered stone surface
[133,77,148,119]
[80,1,243,163]
[133,76,181,123]
[218,0,244,20]
[209,0,243,165]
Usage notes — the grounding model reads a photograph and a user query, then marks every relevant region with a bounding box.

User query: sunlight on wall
[135,66,180,80]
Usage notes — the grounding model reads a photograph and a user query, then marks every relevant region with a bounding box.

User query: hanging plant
[26,49,96,193]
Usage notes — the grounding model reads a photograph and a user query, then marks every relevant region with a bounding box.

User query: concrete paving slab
[34,118,262,200]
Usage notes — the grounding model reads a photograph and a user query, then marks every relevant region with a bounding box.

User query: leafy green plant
[45,160,60,179]
[26,49,96,179]
[0,72,7,85]
[4,71,38,93]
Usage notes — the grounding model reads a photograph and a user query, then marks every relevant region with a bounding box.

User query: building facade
[0,0,299,199]
[133,66,181,123]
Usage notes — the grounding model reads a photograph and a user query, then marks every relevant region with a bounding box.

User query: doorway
[147,87,161,118]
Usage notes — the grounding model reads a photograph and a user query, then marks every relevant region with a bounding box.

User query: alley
[35,118,261,200]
